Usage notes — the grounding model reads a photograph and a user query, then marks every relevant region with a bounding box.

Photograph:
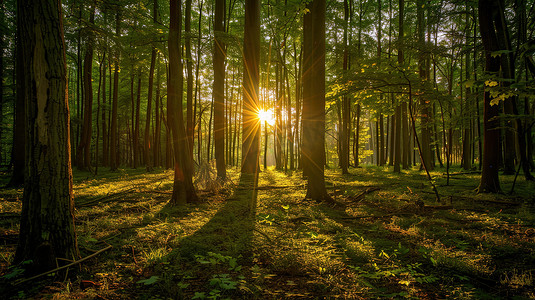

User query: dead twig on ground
[12,245,112,286]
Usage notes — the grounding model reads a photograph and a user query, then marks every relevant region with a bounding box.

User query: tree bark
[15,0,79,267]
[213,0,226,179]
[8,2,25,187]
[417,0,433,172]
[241,0,261,174]
[302,0,330,201]
[340,0,350,174]
[477,0,501,193]
[109,12,120,171]
[76,7,95,171]
[168,0,197,205]
[185,0,194,159]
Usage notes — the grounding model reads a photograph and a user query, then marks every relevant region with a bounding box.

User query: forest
[0,0,535,298]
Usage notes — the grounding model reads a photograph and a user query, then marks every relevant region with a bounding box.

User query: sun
[258,108,275,126]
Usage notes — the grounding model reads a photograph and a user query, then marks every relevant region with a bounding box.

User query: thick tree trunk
[302,0,330,201]
[15,0,78,268]
[213,0,226,179]
[241,0,261,174]
[168,0,197,205]
[478,0,501,193]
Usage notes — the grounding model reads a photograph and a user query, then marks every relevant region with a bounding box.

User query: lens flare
[258,108,275,126]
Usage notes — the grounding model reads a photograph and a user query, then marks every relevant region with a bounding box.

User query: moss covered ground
[1,165,535,299]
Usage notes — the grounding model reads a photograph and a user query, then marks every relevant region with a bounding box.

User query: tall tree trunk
[302,0,330,201]
[477,0,502,193]
[241,0,261,174]
[0,0,3,166]
[417,0,433,172]
[154,65,161,167]
[168,0,197,205]
[462,3,472,171]
[96,50,105,174]
[101,44,109,167]
[393,0,403,173]
[213,0,226,179]
[185,0,194,159]
[144,51,155,171]
[8,3,25,187]
[15,0,79,268]
[340,0,350,174]
[134,72,141,168]
[110,12,120,171]
[76,7,95,171]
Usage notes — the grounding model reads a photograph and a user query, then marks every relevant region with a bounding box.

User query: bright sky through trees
[258,108,275,126]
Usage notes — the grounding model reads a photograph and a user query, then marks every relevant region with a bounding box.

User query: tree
[8,0,25,187]
[185,0,194,159]
[241,0,260,174]
[15,0,78,268]
[144,0,159,172]
[109,11,121,171]
[76,6,95,171]
[339,0,350,174]
[417,0,433,172]
[302,0,330,201]
[477,0,501,193]
[213,0,226,179]
[168,0,197,205]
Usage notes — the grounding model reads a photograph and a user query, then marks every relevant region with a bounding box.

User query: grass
[1,164,535,299]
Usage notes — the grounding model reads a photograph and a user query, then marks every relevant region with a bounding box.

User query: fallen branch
[423,205,453,210]
[138,190,172,195]
[235,185,299,191]
[340,212,415,219]
[446,171,481,175]
[12,245,112,286]
[347,187,381,203]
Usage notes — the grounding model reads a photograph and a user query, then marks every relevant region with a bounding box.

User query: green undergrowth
[1,165,535,299]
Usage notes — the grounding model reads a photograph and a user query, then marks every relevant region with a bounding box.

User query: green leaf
[464,80,475,88]
[192,292,206,299]
[137,275,159,285]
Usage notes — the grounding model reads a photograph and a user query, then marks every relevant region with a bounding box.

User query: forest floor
[1,165,535,299]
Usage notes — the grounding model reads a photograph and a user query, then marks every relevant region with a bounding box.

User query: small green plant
[418,246,438,266]
[195,252,242,271]
[137,275,159,285]
[210,274,239,290]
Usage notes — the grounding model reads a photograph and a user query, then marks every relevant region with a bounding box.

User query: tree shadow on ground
[168,172,259,263]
